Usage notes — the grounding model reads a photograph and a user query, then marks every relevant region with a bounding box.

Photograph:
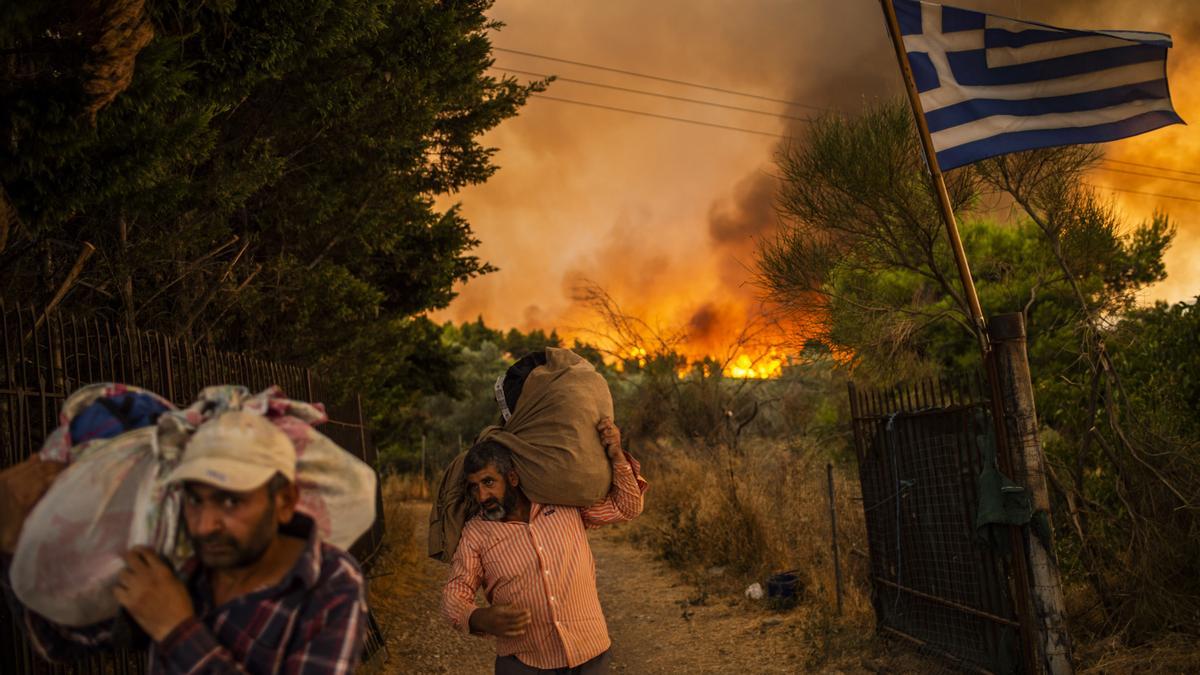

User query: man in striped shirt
[442,417,646,674]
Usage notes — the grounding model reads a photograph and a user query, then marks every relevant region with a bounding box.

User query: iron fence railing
[1,301,385,673]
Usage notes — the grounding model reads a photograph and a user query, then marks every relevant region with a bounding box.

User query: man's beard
[480,486,518,522]
[190,502,277,570]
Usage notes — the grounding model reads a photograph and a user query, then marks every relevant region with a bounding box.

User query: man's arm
[441,528,485,635]
[582,418,647,528]
[155,556,368,675]
[441,525,530,639]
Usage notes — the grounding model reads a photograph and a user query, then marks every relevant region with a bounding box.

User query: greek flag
[893,0,1184,170]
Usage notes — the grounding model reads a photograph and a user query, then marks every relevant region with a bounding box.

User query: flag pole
[876,0,988,352]
[877,2,1042,673]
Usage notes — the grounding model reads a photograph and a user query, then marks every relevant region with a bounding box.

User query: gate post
[988,313,1073,674]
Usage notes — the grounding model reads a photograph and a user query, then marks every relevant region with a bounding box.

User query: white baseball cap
[166,411,296,491]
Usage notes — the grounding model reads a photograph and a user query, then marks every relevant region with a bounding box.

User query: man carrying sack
[441,416,644,674]
[0,411,368,673]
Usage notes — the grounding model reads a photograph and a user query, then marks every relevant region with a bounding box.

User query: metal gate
[849,377,1025,674]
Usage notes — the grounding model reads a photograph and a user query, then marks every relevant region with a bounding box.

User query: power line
[500,49,1199,200]
[498,47,1198,181]
[1102,158,1200,177]
[493,66,814,123]
[530,94,788,138]
[494,46,831,113]
[1094,166,1200,187]
[1086,183,1200,204]
[526,94,1200,200]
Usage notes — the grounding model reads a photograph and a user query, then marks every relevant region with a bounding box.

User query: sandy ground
[360,501,933,675]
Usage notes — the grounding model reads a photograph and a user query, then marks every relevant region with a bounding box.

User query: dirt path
[364,502,914,674]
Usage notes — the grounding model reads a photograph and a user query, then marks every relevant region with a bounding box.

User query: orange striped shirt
[441,461,647,669]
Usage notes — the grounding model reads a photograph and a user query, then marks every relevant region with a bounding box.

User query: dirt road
[363,502,915,674]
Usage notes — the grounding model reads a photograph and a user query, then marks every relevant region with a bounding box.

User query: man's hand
[0,456,66,554]
[597,417,628,467]
[469,604,531,638]
[113,547,194,643]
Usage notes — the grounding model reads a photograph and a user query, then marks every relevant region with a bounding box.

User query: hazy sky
[432,0,1200,358]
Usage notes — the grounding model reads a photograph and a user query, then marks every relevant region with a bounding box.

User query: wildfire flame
[725,350,785,379]
[607,344,789,379]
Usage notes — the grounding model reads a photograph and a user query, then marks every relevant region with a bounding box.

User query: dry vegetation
[367,438,1200,672]
[624,437,1200,673]
[623,438,888,670]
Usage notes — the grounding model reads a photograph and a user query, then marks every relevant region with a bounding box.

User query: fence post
[988,313,1073,674]
[826,462,843,616]
[355,393,369,464]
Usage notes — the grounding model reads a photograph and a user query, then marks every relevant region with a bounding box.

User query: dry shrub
[630,438,874,626]
[1075,632,1200,674]
[381,472,431,502]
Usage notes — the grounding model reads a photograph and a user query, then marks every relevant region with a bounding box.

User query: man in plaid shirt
[0,411,367,674]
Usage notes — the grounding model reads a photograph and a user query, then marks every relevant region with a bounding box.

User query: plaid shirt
[4,514,367,674]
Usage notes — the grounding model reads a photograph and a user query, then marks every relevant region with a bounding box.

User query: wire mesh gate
[0,301,385,674]
[849,377,1026,674]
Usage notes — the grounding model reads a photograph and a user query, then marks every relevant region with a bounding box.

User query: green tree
[758,99,1195,639]
[1,1,546,443]
[502,327,561,358]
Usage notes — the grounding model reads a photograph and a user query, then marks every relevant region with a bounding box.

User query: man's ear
[506,470,519,488]
[275,482,300,524]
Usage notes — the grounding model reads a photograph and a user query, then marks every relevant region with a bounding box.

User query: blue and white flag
[892,0,1184,170]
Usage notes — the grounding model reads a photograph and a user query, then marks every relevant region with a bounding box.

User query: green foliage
[1110,299,1200,444]
[379,319,591,474]
[1,1,545,448]
[761,97,1197,640]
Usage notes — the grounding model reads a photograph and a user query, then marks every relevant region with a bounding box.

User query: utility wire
[494,46,832,113]
[493,66,814,122]
[500,50,1200,201]
[1094,166,1200,187]
[529,94,1200,202]
[527,93,1200,201]
[1086,183,1200,204]
[530,94,788,138]
[1103,158,1200,177]
[498,48,1200,180]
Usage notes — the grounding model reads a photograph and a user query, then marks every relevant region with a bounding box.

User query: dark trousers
[495,649,611,675]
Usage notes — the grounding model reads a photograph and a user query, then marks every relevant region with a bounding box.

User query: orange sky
[432,1,1200,360]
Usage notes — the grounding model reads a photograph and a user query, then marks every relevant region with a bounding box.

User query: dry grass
[625,438,1200,672]
[626,438,882,669]
[1075,632,1200,674]
[381,472,431,502]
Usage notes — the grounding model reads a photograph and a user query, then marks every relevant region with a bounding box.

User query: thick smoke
[433,0,1200,353]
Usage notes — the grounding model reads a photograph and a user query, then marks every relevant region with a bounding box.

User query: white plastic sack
[12,426,186,627]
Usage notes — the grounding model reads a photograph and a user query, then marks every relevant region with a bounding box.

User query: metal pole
[877,3,1041,672]
[826,462,844,616]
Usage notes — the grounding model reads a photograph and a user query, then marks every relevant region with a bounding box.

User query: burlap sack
[428,348,613,562]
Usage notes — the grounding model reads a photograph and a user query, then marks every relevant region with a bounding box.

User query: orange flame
[725,349,785,379]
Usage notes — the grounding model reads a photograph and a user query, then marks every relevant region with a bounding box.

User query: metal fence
[0,301,385,674]
[848,376,1024,674]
